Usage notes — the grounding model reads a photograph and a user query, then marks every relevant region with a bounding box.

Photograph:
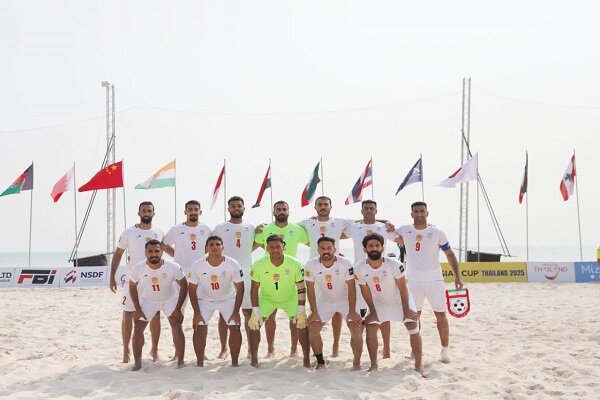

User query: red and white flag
[51,165,75,202]
[559,153,576,201]
[210,164,226,209]
[438,153,478,188]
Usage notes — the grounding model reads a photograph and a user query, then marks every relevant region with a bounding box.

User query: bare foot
[170,353,178,362]
[368,365,379,372]
[149,348,159,362]
[303,360,311,368]
[351,363,361,371]
[331,345,339,358]
[231,361,239,367]
[289,350,298,358]
[217,350,229,360]
[415,364,427,377]
[381,348,391,359]
[122,349,131,363]
[196,360,204,367]
[266,351,276,358]
[314,360,330,370]
[251,359,259,368]
[131,361,142,371]
[176,362,185,369]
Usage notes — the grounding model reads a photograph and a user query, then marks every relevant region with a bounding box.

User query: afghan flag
[78,161,124,192]
[51,165,75,202]
[301,161,321,207]
[0,163,34,197]
[135,160,176,189]
[559,153,576,201]
[252,164,271,208]
[518,152,528,204]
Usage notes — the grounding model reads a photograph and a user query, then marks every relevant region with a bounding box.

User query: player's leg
[168,315,185,368]
[346,319,363,371]
[228,324,242,367]
[265,311,277,357]
[284,303,310,368]
[149,312,161,361]
[122,311,133,363]
[131,318,149,371]
[365,322,380,371]
[380,321,391,359]
[427,280,450,362]
[405,320,424,376]
[217,315,229,359]
[331,312,342,357]
[193,324,208,367]
[242,308,252,357]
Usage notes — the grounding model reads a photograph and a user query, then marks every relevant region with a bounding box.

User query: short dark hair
[266,234,284,245]
[315,195,331,205]
[228,196,244,206]
[411,201,427,210]
[145,239,162,249]
[205,235,223,246]
[185,200,201,208]
[317,236,335,246]
[139,201,154,211]
[361,200,377,207]
[273,200,289,209]
[362,233,384,248]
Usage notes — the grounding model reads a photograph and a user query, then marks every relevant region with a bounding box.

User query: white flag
[438,153,478,188]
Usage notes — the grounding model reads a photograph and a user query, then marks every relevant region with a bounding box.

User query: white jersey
[212,221,255,272]
[355,257,406,306]
[298,217,353,259]
[345,221,388,264]
[188,255,244,302]
[163,222,212,273]
[394,225,449,282]
[117,225,164,285]
[128,259,184,302]
[304,256,355,304]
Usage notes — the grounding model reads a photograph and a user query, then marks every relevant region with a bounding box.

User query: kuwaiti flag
[345,159,373,205]
[0,163,34,197]
[396,157,423,195]
[559,153,576,201]
[301,161,321,207]
[135,160,176,190]
[51,165,75,202]
[210,164,226,210]
[438,153,478,188]
[252,164,271,208]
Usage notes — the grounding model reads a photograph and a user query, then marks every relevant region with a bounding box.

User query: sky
[1,1,598,262]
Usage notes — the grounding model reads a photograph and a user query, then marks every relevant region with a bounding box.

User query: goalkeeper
[248,234,310,368]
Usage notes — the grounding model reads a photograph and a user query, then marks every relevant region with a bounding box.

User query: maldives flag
[210,164,226,210]
[345,159,373,205]
[301,162,321,207]
[252,165,271,208]
[51,165,75,202]
[559,153,576,201]
[518,152,528,204]
[0,163,34,197]
[78,161,124,192]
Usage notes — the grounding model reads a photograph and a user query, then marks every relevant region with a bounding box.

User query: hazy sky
[1,1,598,261]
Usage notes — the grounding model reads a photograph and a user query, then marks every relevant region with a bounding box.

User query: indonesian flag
[438,153,478,188]
[78,161,123,192]
[51,165,75,202]
[559,153,576,201]
[210,164,226,210]
[252,164,271,208]
[345,159,373,205]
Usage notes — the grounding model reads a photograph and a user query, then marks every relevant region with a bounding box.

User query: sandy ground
[1,283,599,399]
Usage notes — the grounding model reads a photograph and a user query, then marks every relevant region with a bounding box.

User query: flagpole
[122,160,127,231]
[574,149,583,261]
[370,156,374,200]
[525,151,529,262]
[223,159,227,221]
[28,161,33,268]
[420,154,425,201]
[73,162,78,266]
[269,158,274,222]
[320,157,324,195]
[174,158,177,225]
[477,171,480,262]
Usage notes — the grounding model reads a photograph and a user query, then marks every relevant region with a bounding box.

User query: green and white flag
[135,160,176,189]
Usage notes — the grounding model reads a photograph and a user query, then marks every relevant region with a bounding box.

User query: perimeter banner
[14,268,61,287]
[574,261,600,283]
[0,268,15,288]
[441,262,528,283]
[526,262,575,283]
[59,266,108,287]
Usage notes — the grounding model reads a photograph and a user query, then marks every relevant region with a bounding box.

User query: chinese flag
[78,161,124,192]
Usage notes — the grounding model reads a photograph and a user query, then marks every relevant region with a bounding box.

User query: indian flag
[135,160,176,189]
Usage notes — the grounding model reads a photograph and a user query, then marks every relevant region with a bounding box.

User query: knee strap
[408,327,419,335]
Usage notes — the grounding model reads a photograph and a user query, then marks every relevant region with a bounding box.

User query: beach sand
[1,283,599,399]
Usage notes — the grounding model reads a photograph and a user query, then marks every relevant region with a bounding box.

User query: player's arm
[251,280,260,308]
[296,280,306,307]
[444,246,463,289]
[109,247,125,293]
[306,280,319,323]
[248,279,263,330]
[294,279,308,329]
[252,241,261,251]
[162,243,175,258]
[360,283,379,324]
[129,279,145,321]
[346,276,362,325]
[395,276,418,321]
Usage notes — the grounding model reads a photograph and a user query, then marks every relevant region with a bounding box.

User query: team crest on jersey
[210,275,218,282]
[273,273,280,282]
[367,229,373,235]
[151,277,159,284]
[415,235,423,242]
[348,267,354,275]
[319,226,326,235]
[284,268,290,276]
[325,274,332,282]
[372,276,380,284]
[190,233,197,241]
[235,232,242,239]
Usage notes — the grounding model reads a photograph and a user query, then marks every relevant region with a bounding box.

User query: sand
[1,283,599,399]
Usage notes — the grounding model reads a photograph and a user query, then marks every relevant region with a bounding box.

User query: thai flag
[345,159,373,205]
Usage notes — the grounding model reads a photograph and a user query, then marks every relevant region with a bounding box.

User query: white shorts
[409,280,446,312]
[139,294,180,322]
[313,301,350,323]
[173,282,189,310]
[241,276,252,310]
[120,284,136,312]
[369,296,417,324]
[198,297,238,326]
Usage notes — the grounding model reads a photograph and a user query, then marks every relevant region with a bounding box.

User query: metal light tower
[101,81,117,265]
[458,77,471,263]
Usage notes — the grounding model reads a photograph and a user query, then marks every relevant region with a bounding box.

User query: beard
[320,253,333,261]
[148,256,161,265]
[188,215,198,222]
[367,250,382,261]
[230,211,243,219]
[275,214,288,223]
[141,215,153,224]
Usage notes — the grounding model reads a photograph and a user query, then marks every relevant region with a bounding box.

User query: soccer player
[213,196,259,358]
[129,240,187,371]
[254,200,309,357]
[248,235,310,368]
[345,199,392,358]
[355,233,423,374]
[298,196,353,357]
[305,237,363,370]
[188,236,244,367]
[109,201,164,363]
[389,201,462,363]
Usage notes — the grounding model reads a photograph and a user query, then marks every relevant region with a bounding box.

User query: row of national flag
[1,153,579,205]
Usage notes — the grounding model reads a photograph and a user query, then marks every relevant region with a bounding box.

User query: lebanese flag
[559,153,576,201]
[78,161,124,192]
[438,153,478,188]
[51,165,75,202]
[210,164,226,210]
[252,164,271,208]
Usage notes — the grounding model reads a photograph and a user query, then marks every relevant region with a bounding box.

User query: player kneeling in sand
[305,237,363,370]
[355,233,424,375]
[129,239,188,371]
[188,236,244,367]
[248,234,311,368]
